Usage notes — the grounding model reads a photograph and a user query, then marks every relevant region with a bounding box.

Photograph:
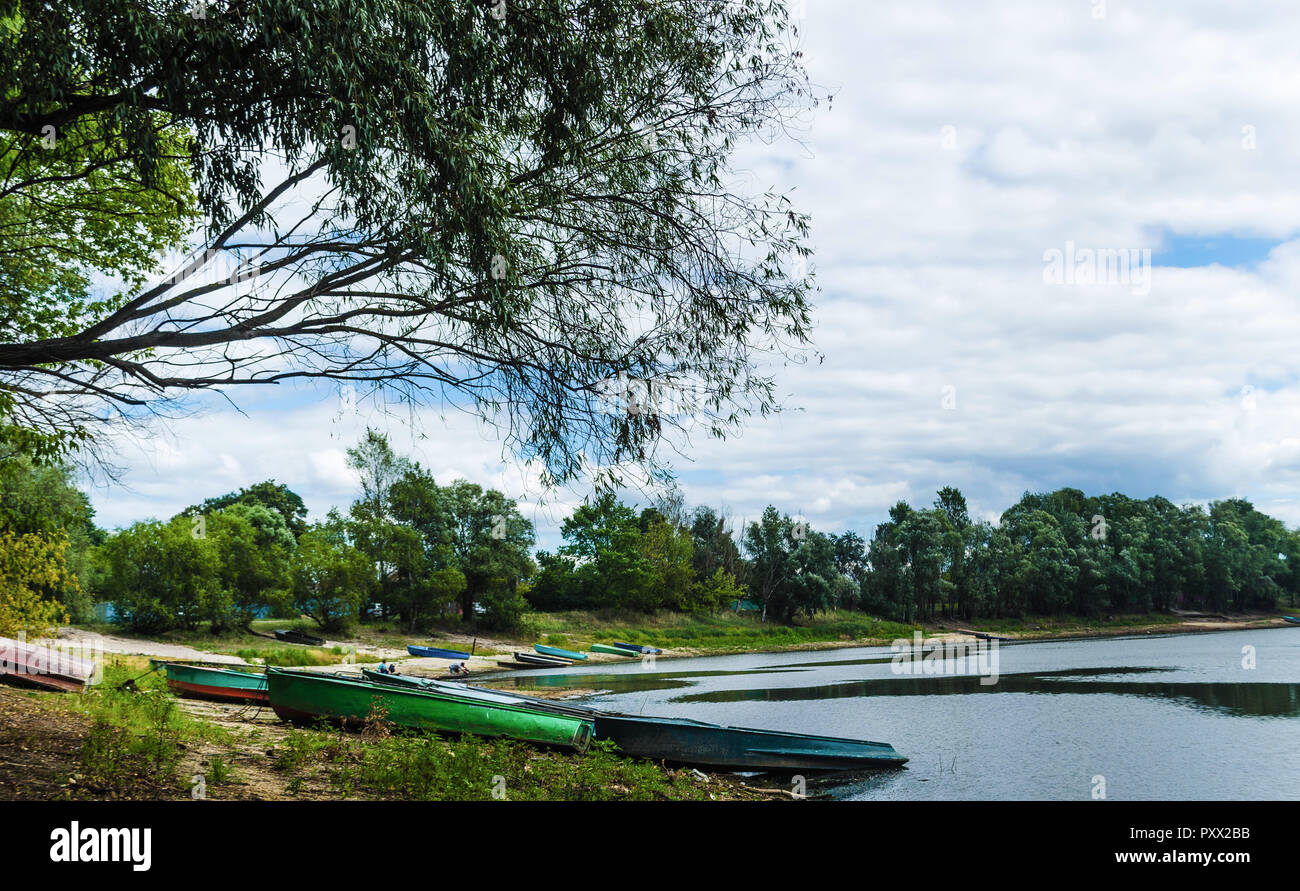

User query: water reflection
[674,668,1300,718]
[492,664,813,695]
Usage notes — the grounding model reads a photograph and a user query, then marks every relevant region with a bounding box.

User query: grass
[24,654,768,801]
[963,612,1186,635]
[267,722,758,801]
[53,656,236,796]
[528,609,921,655]
[232,646,351,666]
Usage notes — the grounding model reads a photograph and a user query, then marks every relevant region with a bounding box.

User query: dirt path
[58,628,247,664]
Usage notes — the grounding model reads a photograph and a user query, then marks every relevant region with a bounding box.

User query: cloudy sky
[88,0,1300,549]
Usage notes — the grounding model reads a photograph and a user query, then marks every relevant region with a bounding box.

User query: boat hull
[275,630,326,646]
[513,652,571,666]
[161,662,269,704]
[0,636,95,693]
[533,644,588,661]
[589,643,638,657]
[613,642,663,654]
[265,669,593,751]
[1284,616,1300,625]
[592,714,908,771]
[407,645,472,660]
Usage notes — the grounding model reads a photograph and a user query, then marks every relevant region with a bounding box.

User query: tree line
[3,439,1297,640]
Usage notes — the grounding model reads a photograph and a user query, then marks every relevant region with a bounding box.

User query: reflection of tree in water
[497,665,807,695]
[677,668,1300,719]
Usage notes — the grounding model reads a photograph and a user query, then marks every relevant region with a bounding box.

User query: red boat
[0,636,96,693]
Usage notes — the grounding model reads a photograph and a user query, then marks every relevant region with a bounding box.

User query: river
[491,627,1300,799]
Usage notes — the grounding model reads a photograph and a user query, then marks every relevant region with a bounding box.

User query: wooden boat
[264,668,593,750]
[0,636,96,693]
[160,662,269,704]
[358,671,906,772]
[495,658,536,669]
[613,642,663,655]
[533,644,588,661]
[1284,616,1300,625]
[275,629,326,646]
[971,632,1011,642]
[590,643,639,657]
[407,644,472,660]
[513,651,571,667]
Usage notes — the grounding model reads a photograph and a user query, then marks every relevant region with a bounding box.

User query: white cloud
[87,0,1300,543]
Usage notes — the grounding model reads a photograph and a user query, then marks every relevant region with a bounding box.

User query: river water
[490,628,1300,800]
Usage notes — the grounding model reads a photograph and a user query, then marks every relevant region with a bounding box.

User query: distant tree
[291,512,370,633]
[190,481,308,539]
[205,502,295,630]
[100,518,220,633]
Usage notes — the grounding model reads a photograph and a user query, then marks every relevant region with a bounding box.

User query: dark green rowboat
[265,668,593,750]
[591,713,907,771]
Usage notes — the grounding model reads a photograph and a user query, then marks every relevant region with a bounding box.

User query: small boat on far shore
[275,629,326,646]
[407,645,472,660]
[534,644,588,661]
[513,652,571,667]
[590,643,639,657]
[1283,616,1300,626]
[613,642,663,655]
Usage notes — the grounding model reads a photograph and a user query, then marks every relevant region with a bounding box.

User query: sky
[86,0,1300,550]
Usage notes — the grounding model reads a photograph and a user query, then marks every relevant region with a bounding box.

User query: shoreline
[54,611,1293,672]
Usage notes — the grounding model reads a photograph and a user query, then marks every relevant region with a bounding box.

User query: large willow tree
[0,0,817,484]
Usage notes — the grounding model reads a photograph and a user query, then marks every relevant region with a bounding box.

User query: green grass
[232,646,350,666]
[57,657,236,795]
[528,609,920,654]
[964,613,1185,635]
[267,726,753,801]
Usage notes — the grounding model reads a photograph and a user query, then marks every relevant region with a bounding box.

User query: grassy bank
[525,609,921,655]
[6,656,779,801]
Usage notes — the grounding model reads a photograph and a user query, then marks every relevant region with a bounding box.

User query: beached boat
[533,644,588,661]
[360,670,906,772]
[1284,616,1300,625]
[407,645,472,660]
[160,662,269,704]
[275,629,326,646]
[592,714,908,771]
[264,668,593,750]
[0,636,96,693]
[613,642,663,655]
[513,651,571,667]
[590,643,639,657]
[362,669,597,717]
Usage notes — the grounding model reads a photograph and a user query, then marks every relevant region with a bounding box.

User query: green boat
[534,644,588,661]
[590,643,640,657]
[159,661,269,704]
[264,668,593,751]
